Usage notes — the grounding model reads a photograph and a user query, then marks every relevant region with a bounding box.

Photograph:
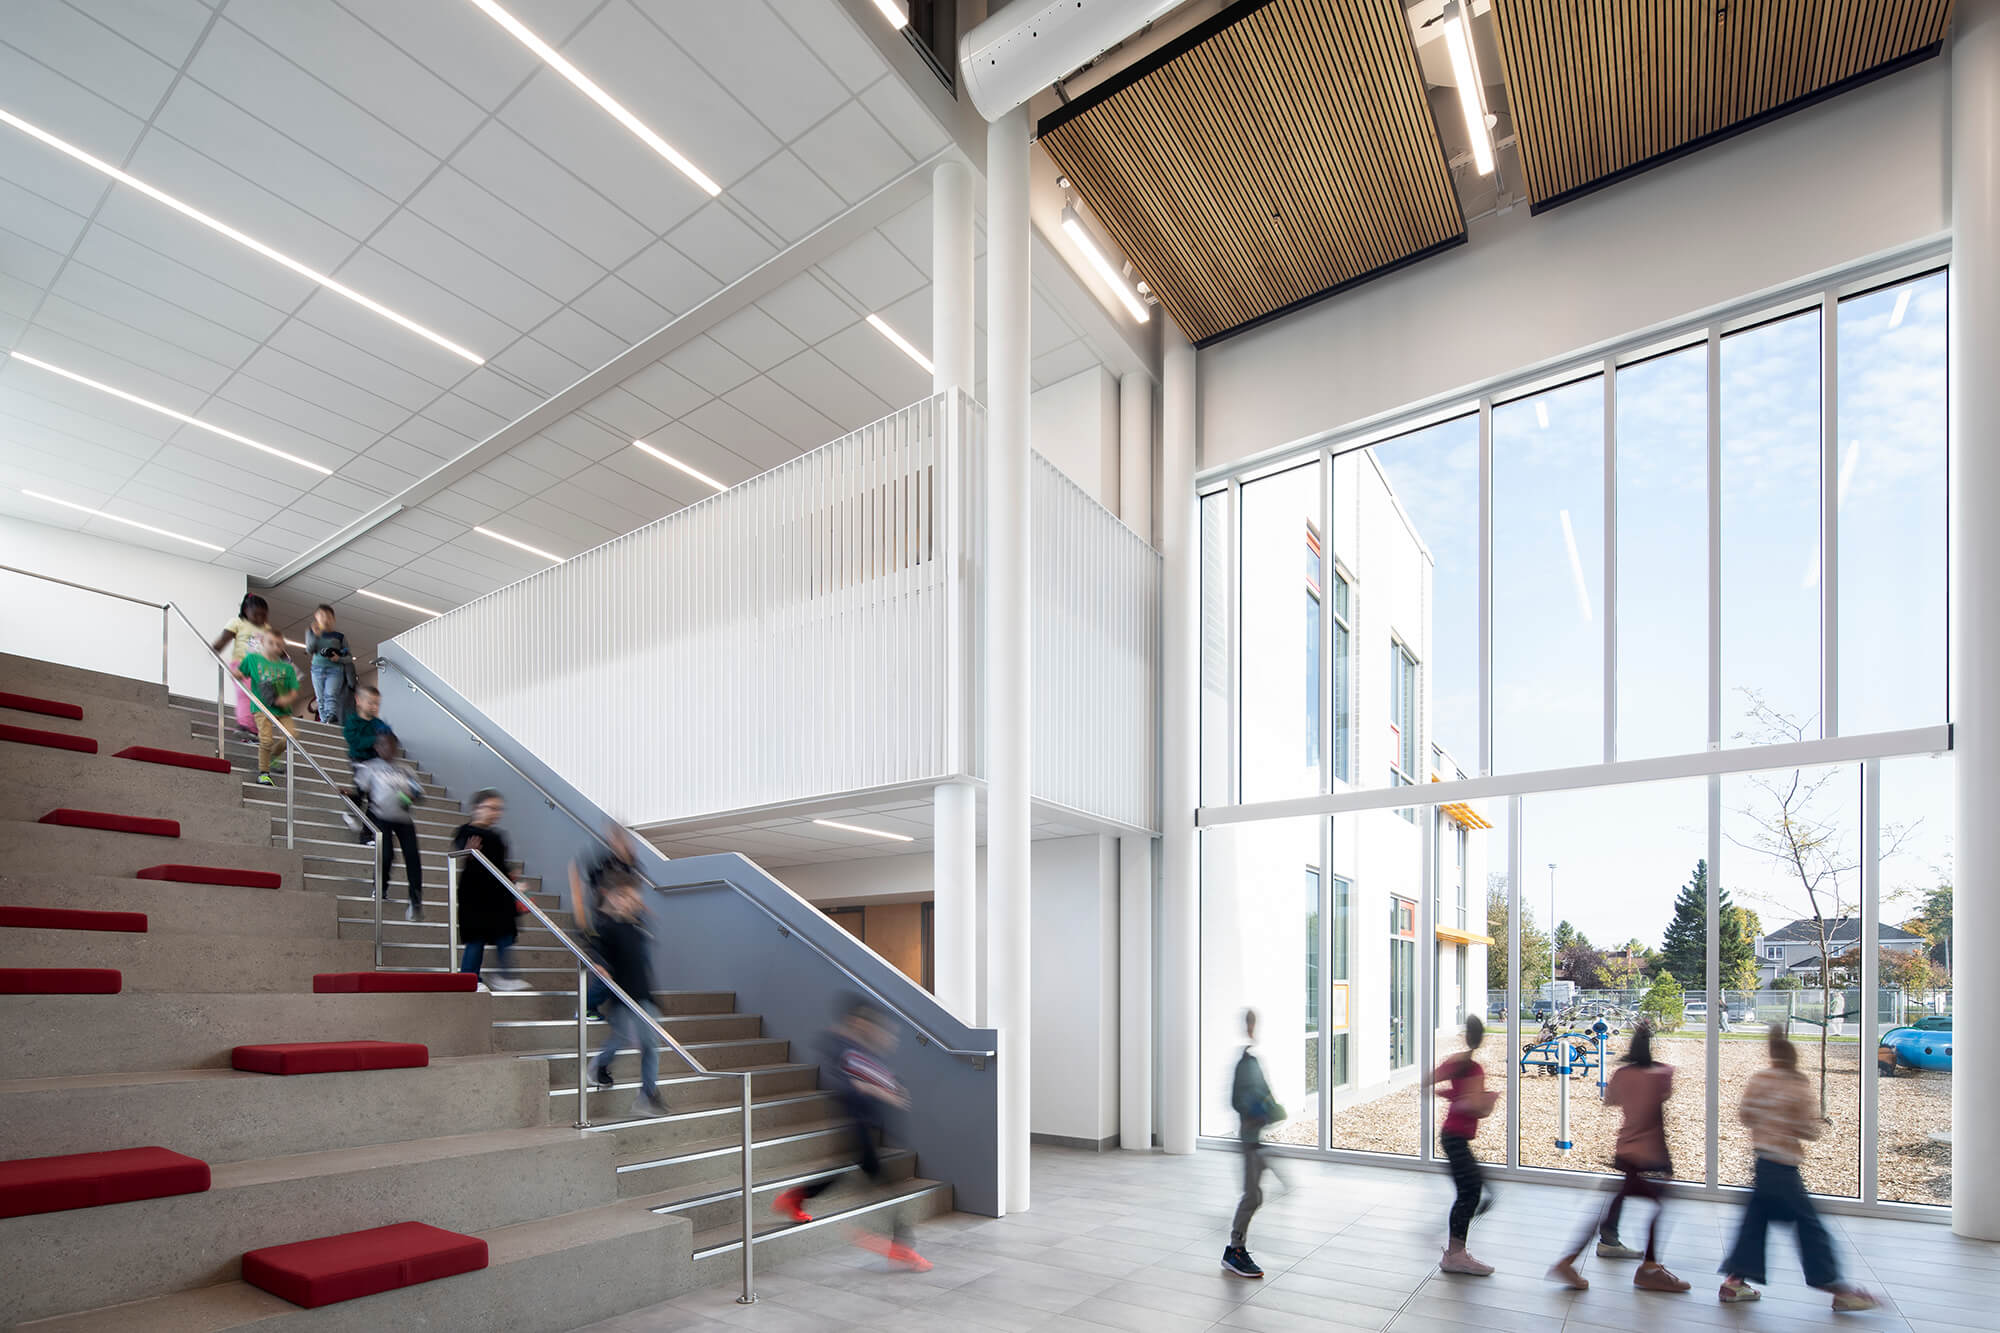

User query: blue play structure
[1520,1019,1610,1090]
[1878,1015,1952,1075]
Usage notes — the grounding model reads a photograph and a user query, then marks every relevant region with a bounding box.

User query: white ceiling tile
[488,337,591,397]
[617,363,709,420]
[48,263,261,369]
[494,71,711,239]
[512,433,592,477]
[67,226,288,343]
[1031,290,1081,356]
[198,373,372,459]
[726,150,847,245]
[757,273,858,346]
[479,454,561,497]
[540,414,629,462]
[0,228,65,297]
[237,344,409,434]
[451,119,654,266]
[619,419,751,491]
[16,303,233,400]
[309,474,390,511]
[876,197,933,273]
[709,305,808,374]
[337,454,418,494]
[661,335,757,398]
[421,394,507,443]
[0,176,88,257]
[286,287,472,389]
[335,0,545,111]
[666,205,776,287]
[4,0,176,118]
[860,74,950,160]
[0,125,123,226]
[814,230,923,314]
[1,426,152,485]
[549,470,657,530]
[91,191,316,311]
[406,169,604,305]
[765,348,890,434]
[391,417,470,460]
[816,322,931,412]
[361,437,441,475]
[616,242,716,317]
[71,0,214,67]
[0,384,172,460]
[583,385,670,440]
[361,210,558,336]
[568,275,671,345]
[264,319,446,413]
[790,101,912,205]
[444,471,528,513]
[0,274,40,325]
[768,1,886,94]
[659,1,850,143]
[1032,338,1102,390]
[420,487,498,526]
[453,370,542,423]
[221,3,482,160]
[506,495,615,547]
[530,307,627,370]
[722,376,839,451]
[679,399,792,472]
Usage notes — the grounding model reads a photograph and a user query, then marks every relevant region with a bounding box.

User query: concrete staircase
[0,654,947,1330]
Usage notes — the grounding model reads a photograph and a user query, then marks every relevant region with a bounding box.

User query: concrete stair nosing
[686,1177,948,1284]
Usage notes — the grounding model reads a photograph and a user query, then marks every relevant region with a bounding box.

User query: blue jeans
[310,661,346,723]
[593,997,659,1100]
[460,937,515,977]
[1722,1157,1841,1288]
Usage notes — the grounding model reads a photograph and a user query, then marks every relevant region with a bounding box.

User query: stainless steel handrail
[447,847,757,1305]
[0,566,390,959]
[379,653,992,1061]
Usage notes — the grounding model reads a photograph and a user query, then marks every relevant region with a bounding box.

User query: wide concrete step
[245,789,464,835]
[0,871,339,940]
[0,777,270,845]
[687,1176,948,1284]
[375,941,582,970]
[19,1200,695,1333]
[334,892,565,924]
[668,1144,917,1236]
[347,913,568,951]
[0,819,302,889]
[613,1117,869,1198]
[0,1127,617,1326]
[187,717,434,776]
[590,1087,840,1164]
[0,926,371,992]
[495,1012,764,1052]
[0,744,237,811]
[0,1054,548,1164]
[532,1037,797,1086]
[0,990,494,1076]
[2,690,216,755]
[1,653,165,708]
[550,1060,822,1123]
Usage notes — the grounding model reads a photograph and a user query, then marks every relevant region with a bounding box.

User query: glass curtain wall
[1197,265,1951,1212]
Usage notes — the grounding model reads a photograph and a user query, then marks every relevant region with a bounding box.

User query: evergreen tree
[1658,860,1758,992]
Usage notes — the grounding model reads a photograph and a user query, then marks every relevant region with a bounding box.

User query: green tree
[1771,974,1804,993]
[1486,876,1552,998]
[1642,969,1686,1030]
[1658,860,1758,994]
[1902,883,1954,968]
[1720,904,1762,992]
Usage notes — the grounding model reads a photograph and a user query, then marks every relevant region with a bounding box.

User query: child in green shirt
[238,630,301,786]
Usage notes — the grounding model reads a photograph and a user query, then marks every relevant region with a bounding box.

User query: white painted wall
[0,515,248,696]
[1031,366,1119,506]
[1198,60,1951,471]
[773,832,1123,1145]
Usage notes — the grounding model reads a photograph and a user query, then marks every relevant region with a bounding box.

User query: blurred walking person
[211,594,274,735]
[1430,1015,1497,1275]
[771,998,930,1271]
[1548,1024,1689,1293]
[571,823,642,1018]
[1222,1008,1281,1279]
[305,604,354,724]
[585,878,666,1118]
[355,733,424,920]
[452,789,528,992]
[237,629,301,787]
[340,685,395,839]
[1718,1026,1878,1311]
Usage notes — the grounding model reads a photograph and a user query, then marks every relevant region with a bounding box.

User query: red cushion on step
[0,722,96,754]
[39,809,180,838]
[0,1147,209,1219]
[0,691,84,721]
[0,968,122,994]
[242,1221,487,1309]
[112,745,232,774]
[0,905,147,933]
[312,972,478,994]
[135,864,282,890]
[232,1041,429,1075]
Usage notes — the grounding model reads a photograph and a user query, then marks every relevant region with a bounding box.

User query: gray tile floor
[579,1146,1995,1333]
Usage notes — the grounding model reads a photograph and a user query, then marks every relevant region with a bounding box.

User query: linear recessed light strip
[812,817,914,843]
[22,487,225,551]
[1059,206,1149,324]
[467,0,721,197]
[866,313,934,373]
[474,524,563,563]
[870,0,911,28]
[631,439,726,491]
[0,107,483,364]
[9,351,332,475]
[354,587,441,617]
[1442,1,1495,176]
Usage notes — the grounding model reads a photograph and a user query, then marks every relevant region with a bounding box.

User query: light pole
[1548,862,1558,1007]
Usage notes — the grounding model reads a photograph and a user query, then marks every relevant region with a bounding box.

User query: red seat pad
[40,809,181,838]
[313,972,478,994]
[0,905,147,933]
[242,1221,488,1309]
[233,1041,429,1075]
[0,722,96,754]
[0,1147,209,1219]
[0,968,122,994]
[136,864,283,890]
[112,745,233,775]
[0,691,84,721]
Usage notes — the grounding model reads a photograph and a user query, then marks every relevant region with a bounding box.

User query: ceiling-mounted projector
[959,0,1185,121]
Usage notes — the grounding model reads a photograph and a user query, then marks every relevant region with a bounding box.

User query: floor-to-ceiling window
[1197,259,1952,1210]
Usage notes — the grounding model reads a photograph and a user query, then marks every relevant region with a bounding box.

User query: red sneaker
[887,1243,932,1273]
[772,1187,812,1223]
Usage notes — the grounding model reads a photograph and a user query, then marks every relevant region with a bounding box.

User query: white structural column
[1159,330,1200,1154]
[1951,0,2000,1242]
[1117,368,1157,1151]
[986,106,1034,1214]
[932,158,979,1026]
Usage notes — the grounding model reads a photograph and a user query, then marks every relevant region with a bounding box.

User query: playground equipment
[1878,1015,1953,1076]
[1521,1018,1611,1156]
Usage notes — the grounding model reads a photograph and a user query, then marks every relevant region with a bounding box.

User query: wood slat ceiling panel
[1039,0,1465,346]
[1493,0,1953,212]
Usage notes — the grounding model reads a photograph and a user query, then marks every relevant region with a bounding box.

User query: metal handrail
[446,847,757,1306]
[379,652,993,1061]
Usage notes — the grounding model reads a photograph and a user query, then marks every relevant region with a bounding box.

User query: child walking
[1222,1008,1280,1280]
[585,879,666,1118]
[305,604,353,724]
[451,789,529,992]
[237,630,300,786]
[1719,1026,1878,1311]
[354,734,424,920]
[341,685,395,838]
[1549,1024,1689,1293]
[212,594,274,735]
[1431,1015,1497,1275]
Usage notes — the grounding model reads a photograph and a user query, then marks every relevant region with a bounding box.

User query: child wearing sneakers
[236,630,300,787]
[1719,1027,1878,1312]
[1222,1008,1281,1280]
[1431,1016,1498,1276]
[354,734,424,920]
[341,685,394,839]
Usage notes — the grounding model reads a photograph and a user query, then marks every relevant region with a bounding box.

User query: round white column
[932,159,976,396]
[1951,0,2000,1242]
[986,104,1034,1214]
[1117,368,1157,1150]
[1159,329,1200,1154]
